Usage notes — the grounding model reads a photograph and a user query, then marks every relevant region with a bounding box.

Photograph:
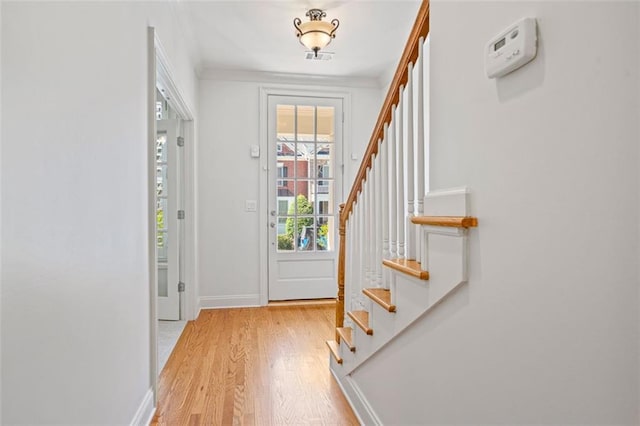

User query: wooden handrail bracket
[411,216,478,228]
[382,258,429,280]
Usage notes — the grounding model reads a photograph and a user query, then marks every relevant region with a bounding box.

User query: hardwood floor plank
[153,304,358,425]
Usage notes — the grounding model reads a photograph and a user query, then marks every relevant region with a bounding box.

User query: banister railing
[340,1,430,225]
[336,1,430,340]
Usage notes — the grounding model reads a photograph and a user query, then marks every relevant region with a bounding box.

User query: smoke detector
[305,51,334,61]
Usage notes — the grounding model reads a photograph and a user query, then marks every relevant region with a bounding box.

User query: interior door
[156,119,181,319]
[267,95,343,300]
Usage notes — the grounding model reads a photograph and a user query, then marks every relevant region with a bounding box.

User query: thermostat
[485,17,537,79]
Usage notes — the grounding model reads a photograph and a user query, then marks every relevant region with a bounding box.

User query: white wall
[351,1,640,424]
[1,2,196,424]
[197,76,381,306]
[0,1,3,420]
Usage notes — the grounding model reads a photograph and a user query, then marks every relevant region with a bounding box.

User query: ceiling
[182,1,422,82]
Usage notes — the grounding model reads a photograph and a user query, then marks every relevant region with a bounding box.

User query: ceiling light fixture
[293,9,339,58]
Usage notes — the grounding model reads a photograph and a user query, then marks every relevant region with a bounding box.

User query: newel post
[336,203,346,342]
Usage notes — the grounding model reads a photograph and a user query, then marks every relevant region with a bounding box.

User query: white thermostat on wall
[485,17,537,79]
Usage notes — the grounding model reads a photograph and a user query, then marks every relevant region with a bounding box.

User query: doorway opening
[155,90,187,373]
[148,28,197,395]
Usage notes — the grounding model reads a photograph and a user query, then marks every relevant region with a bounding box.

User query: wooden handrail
[411,216,479,228]
[340,0,430,225]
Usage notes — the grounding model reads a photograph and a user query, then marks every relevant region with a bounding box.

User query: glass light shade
[298,20,335,50]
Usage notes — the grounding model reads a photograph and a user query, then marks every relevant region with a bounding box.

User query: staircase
[326,1,478,420]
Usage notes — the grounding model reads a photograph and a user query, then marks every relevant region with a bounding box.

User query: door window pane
[314,180,334,214]
[277,216,294,252]
[158,231,168,261]
[277,105,295,140]
[156,133,168,162]
[297,216,315,251]
[277,179,295,197]
[294,182,314,211]
[317,216,334,251]
[278,200,289,215]
[297,105,315,141]
[316,144,334,178]
[317,106,335,142]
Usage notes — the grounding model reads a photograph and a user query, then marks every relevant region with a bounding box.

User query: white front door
[267,95,343,300]
[156,119,182,319]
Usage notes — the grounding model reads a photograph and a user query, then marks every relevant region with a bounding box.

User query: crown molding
[197,67,383,89]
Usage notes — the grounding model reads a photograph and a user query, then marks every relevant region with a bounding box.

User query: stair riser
[393,273,431,331]
[426,233,467,302]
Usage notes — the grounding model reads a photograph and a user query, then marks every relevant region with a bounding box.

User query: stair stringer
[332,186,473,374]
[331,231,469,379]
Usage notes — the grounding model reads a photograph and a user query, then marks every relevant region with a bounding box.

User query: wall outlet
[245,200,257,212]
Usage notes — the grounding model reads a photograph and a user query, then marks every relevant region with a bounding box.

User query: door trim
[258,86,352,306]
[148,27,197,404]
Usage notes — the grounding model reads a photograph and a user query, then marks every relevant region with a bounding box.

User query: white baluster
[346,210,352,313]
[350,203,355,305]
[381,127,390,261]
[368,156,373,288]
[362,175,370,288]
[416,37,426,267]
[352,192,364,296]
[397,86,406,259]
[369,160,376,287]
[406,62,416,261]
[379,123,389,288]
[389,105,398,261]
[375,143,383,287]
[381,124,390,288]
[368,162,374,290]
[360,186,367,306]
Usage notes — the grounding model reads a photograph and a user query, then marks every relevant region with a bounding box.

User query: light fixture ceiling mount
[293,8,339,58]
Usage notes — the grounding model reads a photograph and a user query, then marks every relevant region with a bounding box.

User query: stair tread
[336,327,356,351]
[382,258,429,280]
[326,340,343,364]
[347,310,373,335]
[363,288,396,312]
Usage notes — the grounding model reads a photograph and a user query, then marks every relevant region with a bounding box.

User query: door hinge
[178,281,185,292]
[177,136,185,147]
[178,210,185,220]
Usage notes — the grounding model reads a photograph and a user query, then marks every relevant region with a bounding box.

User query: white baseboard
[199,294,261,310]
[130,388,155,426]
[330,367,382,426]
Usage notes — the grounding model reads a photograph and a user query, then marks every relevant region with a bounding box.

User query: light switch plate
[245,200,257,212]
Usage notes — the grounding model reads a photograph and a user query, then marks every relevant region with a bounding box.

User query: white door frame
[148,27,198,403]
[258,86,351,306]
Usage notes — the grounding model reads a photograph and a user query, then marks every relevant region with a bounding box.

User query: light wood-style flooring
[152,304,358,425]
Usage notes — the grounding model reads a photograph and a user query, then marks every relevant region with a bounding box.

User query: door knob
[270,222,276,228]
[270,210,276,216]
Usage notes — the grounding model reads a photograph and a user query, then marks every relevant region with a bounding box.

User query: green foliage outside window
[285,194,314,237]
[317,223,329,249]
[277,234,293,250]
